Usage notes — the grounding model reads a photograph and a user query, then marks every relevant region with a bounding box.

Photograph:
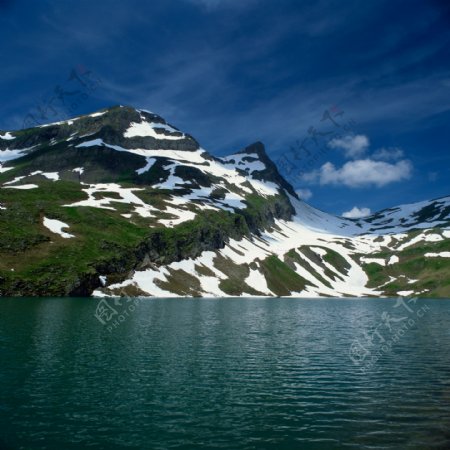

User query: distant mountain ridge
[0,106,448,297]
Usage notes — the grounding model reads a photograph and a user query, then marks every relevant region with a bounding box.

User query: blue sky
[0,0,449,216]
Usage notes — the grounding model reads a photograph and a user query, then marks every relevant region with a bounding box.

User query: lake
[0,297,449,449]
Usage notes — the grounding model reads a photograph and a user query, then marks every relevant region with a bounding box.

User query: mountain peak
[239,141,267,157]
[1,106,298,200]
[227,141,298,199]
[0,106,297,207]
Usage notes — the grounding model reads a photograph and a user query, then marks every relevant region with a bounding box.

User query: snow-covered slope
[0,106,449,298]
[354,197,450,234]
[96,195,450,299]
[0,106,293,230]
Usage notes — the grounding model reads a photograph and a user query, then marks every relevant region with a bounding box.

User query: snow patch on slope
[136,157,156,174]
[0,132,15,140]
[89,111,107,118]
[43,217,74,239]
[0,147,35,162]
[3,184,38,190]
[30,171,60,181]
[396,231,444,250]
[64,183,157,216]
[424,252,450,258]
[124,120,185,140]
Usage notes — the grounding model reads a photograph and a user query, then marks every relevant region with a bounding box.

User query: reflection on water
[0,297,450,450]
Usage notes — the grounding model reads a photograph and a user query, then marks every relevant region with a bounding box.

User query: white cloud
[328,134,369,158]
[372,147,404,161]
[302,158,413,188]
[295,188,313,200]
[342,206,371,219]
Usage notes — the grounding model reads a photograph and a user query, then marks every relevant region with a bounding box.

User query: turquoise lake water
[0,297,449,449]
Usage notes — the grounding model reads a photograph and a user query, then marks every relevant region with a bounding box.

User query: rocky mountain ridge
[0,106,448,297]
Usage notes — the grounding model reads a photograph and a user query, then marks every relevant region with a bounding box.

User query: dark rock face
[238,142,298,199]
[173,165,215,188]
[17,145,146,184]
[0,105,199,171]
[243,195,294,235]
[67,273,102,297]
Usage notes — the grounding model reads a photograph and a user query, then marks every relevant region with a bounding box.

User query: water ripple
[0,297,449,449]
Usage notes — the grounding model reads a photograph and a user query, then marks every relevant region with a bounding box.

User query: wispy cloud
[328,134,369,158]
[296,188,313,201]
[372,147,404,161]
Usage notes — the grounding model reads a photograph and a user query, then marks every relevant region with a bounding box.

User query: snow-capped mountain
[0,106,449,297]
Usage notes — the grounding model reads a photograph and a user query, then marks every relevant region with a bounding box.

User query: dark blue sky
[1,0,449,216]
